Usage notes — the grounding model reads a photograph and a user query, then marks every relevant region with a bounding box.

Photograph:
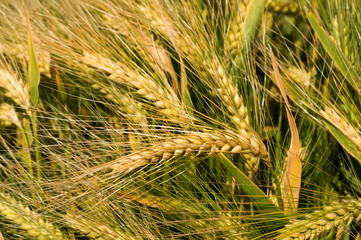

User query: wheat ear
[141,3,250,131]
[137,4,197,62]
[209,63,248,129]
[277,199,361,239]
[138,1,250,131]
[285,66,312,88]
[331,16,353,59]
[111,131,269,172]
[224,0,299,59]
[0,192,67,239]
[116,190,177,211]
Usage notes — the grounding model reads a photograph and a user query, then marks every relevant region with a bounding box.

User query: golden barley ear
[0,67,31,111]
[110,131,269,173]
[81,51,188,121]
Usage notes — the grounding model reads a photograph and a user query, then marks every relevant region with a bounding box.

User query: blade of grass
[307,11,360,91]
[27,15,42,182]
[324,121,361,164]
[27,15,40,107]
[217,153,284,221]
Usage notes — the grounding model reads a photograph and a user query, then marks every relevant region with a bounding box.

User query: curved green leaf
[218,153,285,223]
[324,121,361,164]
[27,15,40,107]
[307,12,360,91]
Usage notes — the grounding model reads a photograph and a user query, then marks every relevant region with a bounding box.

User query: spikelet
[0,68,31,111]
[0,103,20,127]
[321,107,361,151]
[277,198,361,239]
[0,192,67,239]
[111,131,269,172]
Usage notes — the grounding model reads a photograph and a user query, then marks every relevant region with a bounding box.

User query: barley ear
[0,103,21,127]
[0,192,68,239]
[111,131,269,173]
[277,199,361,239]
[0,68,31,111]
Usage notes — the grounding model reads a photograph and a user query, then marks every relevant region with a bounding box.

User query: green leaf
[307,12,359,91]
[242,0,265,51]
[324,121,361,164]
[27,15,40,107]
[218,153,284,221]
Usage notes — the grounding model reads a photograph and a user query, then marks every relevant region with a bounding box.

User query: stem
[30,110,42,181]
[22,117,34,178]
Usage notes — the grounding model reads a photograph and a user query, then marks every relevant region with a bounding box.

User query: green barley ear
[242,0,265,54]
[0,192,67,239]
[277,198,361,239]
[266,0,300,15]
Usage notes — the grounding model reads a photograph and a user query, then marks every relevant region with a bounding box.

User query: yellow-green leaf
[27,15,40,107]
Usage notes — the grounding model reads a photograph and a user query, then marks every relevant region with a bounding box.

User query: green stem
[22,117,34,178]
[30,110,42,181]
